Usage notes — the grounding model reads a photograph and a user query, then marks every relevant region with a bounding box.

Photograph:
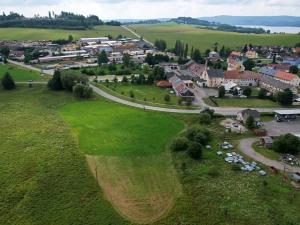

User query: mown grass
[0,25,134,41]
[0,85,130,225]
[60,98,184,223]
[131,23,300,52]
[204,97,280,108]
[0,63,49,82]
[252,142,280,161]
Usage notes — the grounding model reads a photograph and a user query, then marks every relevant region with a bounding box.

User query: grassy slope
[0,25,134,41]
[60,100,184,224]
[0,63,49,82]
[131,23,300,52]
[0,85,129,225]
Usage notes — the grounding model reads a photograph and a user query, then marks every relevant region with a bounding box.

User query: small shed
[260,136,273,149]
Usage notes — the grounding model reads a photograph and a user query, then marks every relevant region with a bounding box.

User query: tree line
[0,11,121,29]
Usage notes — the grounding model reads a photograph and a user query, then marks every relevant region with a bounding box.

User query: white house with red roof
[274,71,300,87]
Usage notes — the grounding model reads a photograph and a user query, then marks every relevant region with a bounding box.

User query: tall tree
[1,72,15,90]
[184,44,189,59]
[122,53,131,67]
[47,70,63,91]
[192,49,203,63]
[98,50,108,66]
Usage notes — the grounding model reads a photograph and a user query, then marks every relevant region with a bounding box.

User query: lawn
[0,63,49,82]
[252,142,280,161]
[204,97,280,108]
[0,85,129,225]
[130,23,300,52]
[60,100,184,224]
[0,25,134,41]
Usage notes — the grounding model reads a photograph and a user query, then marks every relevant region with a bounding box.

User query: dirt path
[239,138,300,173]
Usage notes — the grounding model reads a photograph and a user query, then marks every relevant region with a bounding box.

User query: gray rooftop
[260,75,293,90]
[207,69,224,78]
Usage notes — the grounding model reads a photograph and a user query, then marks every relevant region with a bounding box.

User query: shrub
[245,116,255,129]
[61,73,88,92]
[275,89,293,106]
[231,164,241,171]
[1,72,15,90]
[187,142,202,160]
[186,126,211,144]
[164,94,171,103]
[273,134,300,155]
[218,86,225,98]
[129,90,134,98]
[243,87,252,98]
[199,113,211,125]
[258,88,268,99]
[170,137,189,152]
[201,108,215,118]
[73,83,93,98]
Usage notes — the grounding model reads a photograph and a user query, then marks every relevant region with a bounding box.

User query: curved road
[90,84,290,116]
[239,138,300,173]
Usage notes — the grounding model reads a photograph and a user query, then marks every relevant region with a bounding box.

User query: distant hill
[199,16,300,27]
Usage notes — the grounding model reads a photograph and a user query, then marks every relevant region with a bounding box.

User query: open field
[0,25,134,41]
[130,23,300,52]
[0,85,129,225]
[0,63,50,81]
[204,97,281,108]
[1,83,300,225]
[253,142,280,161]
[60,100,184,224]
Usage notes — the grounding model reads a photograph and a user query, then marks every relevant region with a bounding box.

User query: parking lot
[264,120,300,137]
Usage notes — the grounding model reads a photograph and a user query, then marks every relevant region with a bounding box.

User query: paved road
[239,138,300,173]
[8,59,55,76]
[122,25,154,47]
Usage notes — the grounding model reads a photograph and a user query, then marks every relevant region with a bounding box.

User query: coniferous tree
[1,72,15,90]
[47,70,63,91]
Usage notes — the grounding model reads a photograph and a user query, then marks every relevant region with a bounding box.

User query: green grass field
[60,98,184,224]
[1,84,300,225]
[252,142,280,161]
[0,25,134,40]
[0,63,49,82]
[204,97,281,108]
[130,23,300,52]
[0,85,129,225]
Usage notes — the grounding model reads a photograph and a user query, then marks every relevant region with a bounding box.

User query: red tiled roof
[275,70,297,81]
[156,80,172,88]
[240,71,261,80]
[224,70,241,79]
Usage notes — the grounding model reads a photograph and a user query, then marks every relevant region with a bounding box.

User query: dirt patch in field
[86,154,180,224]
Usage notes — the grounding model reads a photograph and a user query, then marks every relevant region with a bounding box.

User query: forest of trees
[0,11,121,29]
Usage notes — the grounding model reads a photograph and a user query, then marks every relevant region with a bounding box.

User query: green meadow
[0,63,50,82]
[131,23,300,52]
[0,25,134,40]
[1,84,300,225]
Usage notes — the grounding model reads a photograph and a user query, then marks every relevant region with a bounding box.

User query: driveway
[239,138,300,173]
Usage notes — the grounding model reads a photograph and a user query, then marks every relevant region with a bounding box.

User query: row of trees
[0,11,120,29]
[48,71,93,98]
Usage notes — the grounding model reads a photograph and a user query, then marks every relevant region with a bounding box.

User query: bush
[61,73,88,92]
[243,87,252,98]
[258,88,268,99]
[73,83,93,98]
[199,113,211,125]
[1,72,15,90]
[231,164,241,171]
[275,89,293,106]
[170,137,189,152]
[129,90,134,98]
[273,134,300,155]
[186,126,211,145]
[164,94,171,103]
[201,108,215,118]
[245,116,255,129]
[187,142,202,160]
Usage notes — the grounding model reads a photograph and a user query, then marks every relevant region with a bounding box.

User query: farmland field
[130,23,300,52]
[0,63,49,81]
[0,25,134,41]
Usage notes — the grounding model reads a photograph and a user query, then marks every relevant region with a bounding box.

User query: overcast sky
[1,0,300,19]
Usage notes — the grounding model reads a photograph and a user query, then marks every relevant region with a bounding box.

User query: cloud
[1,0,300,19]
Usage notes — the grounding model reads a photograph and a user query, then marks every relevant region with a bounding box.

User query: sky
[1,0,300,19]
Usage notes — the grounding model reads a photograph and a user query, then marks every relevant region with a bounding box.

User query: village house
[283,56,300,68]
[202,69,224,87]
[183,60,206,77]
[274,70,300,87]
[224,70,260,87]
[259,75,297,94]
[259,66,277,77]
[237,109,261,124]
[266,63,291,72]
[208,51,221,62]
[245,50,258,59]
[227,58,245,71]
[168,75,195,100]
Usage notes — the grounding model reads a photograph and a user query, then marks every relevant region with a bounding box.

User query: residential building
[224,70,260,87]
[202,69,224,87]
[260,75,297,94]
[245,50,258,59]
[168,75,195,100]
[283,56,300,68]
[267,63,291,72]
[237,109,260,124]
[274,71,300,87]
[227,58,245,71]
[259,66,277,77]
[208,51,221,62]
[183,61,206,77]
